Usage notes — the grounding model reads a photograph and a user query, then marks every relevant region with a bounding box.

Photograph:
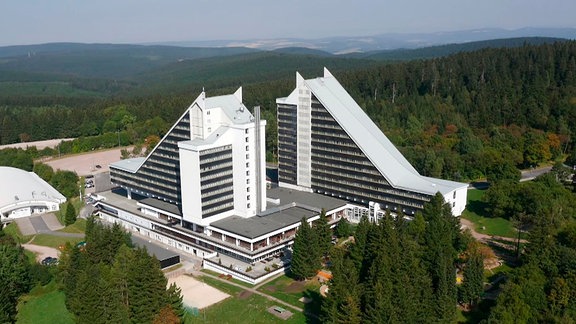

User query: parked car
[41,257,58,266]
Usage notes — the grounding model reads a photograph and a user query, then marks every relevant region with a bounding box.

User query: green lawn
[17,283,75,324]
[257,275,321,309]
[29,234,83,249]
[185,291,308,324]
[462,189,517,238]
[57,218,87,234]
[190,274,315,323]
[3,222,33,243]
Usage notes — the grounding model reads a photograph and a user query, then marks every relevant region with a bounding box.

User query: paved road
[520,166,552,182]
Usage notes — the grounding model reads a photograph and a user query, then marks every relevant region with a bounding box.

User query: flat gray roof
[210,187,347,239]
[210,205,317,239]
[140,197,182,216]
[131,235,179,261]
[266,186,348,211]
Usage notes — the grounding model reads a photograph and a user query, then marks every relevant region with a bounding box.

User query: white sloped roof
[0,166,66,210]
[205,88,254,125]
[302,68,467,195]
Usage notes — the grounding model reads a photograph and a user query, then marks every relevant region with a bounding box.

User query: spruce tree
[335,217,352,238]
[349,215,370,273]
[290,217,316,280]
[314,208,332,259]
[460,243,485,307]
[64,201,77,226]
[423,193,459,323]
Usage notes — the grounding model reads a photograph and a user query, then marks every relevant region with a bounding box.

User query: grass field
[462,189,517,238]
[2,222,33,243]
[17,282,75,324]
[257,275,322,312]
[29,234,84,249]
[192,275,314,324]
[58,218,87,234]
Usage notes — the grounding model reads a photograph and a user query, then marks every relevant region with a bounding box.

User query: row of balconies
[200,145,233,156]
[146,158,178,170]
[142,163,178,176]
[201,177,234,192]
[313,182,425,208]
[112,178,178,200]
[202,200,234,214]
[139,166,178,180]
[200,169,233,182]
[200,161,233,172]
[200,154,233,165]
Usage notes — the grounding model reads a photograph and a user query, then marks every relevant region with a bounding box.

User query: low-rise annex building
[0,166,66,222]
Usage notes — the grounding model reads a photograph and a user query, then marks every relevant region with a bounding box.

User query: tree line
[2,42,575,180]
[58,217,184,323]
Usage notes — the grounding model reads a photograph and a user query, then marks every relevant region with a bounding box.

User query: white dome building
[0,166,66,221]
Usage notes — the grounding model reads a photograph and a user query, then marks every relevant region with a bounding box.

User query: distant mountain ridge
[151,27,576,53]
[0,35,573,98]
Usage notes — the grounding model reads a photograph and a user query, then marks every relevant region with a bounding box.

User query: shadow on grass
[459,299,496,323]
[467,199,490,218]
[302,289,322,324]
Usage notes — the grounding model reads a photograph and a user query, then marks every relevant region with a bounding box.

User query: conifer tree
[314,208,332,259]
[460,243,485,307]
[423,193,459,323]
[64,201,77,226]
[349,215,370,273]
[290,217,316,280]
[334,217,352,238]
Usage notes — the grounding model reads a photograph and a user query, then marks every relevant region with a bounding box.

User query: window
[246,162,249,168]
[245,129,249,134]
[245,137,249,142]
[246,170,250,176]
[246,154,249,159]
[247,187,250,193]
[246,145,249,151]
[452,202,456,207]
[453,191,456,199]
[246,179,250,184]
[207,111,210,115]
[247,195,250,200]
[247,203,251,208]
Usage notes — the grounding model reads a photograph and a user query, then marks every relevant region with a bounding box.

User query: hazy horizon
[1,0,575,47]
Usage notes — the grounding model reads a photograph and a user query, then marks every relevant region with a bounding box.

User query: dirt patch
[0,138,74,150]
[319,285,329,297]
[267,306,293,320]
[168,275,229,309]
[285,281,306,294]
[22,243,60,263]
[43,147,130,176]
[237,290,253,299]
[264,285,277,292]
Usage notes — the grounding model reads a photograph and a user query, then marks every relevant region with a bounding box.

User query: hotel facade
[96,69,467,283]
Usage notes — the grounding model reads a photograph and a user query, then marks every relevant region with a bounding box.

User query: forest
[1,39,576,322]
[2,40,576,182]
[0,217,184,323]
[316,169,576,323]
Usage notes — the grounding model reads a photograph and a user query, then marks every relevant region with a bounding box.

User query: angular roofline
[297,68,467,195]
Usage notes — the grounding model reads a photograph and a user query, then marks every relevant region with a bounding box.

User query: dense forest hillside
[348,37,567,60]
[1,40,575,182]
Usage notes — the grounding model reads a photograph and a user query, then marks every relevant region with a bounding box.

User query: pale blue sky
[1,0,574,46]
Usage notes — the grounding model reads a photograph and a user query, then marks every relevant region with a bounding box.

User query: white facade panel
[179,147,202,224]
